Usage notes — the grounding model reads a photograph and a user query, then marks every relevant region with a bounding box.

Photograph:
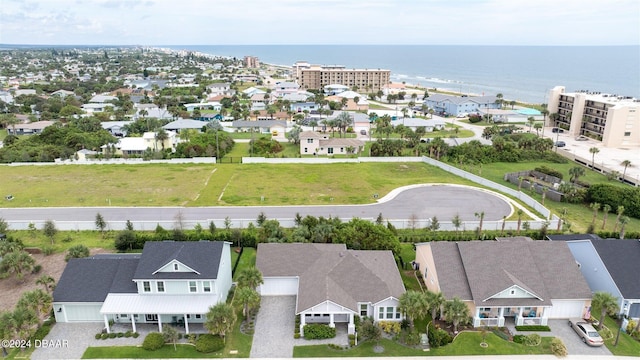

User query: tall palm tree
[600,204,611,230]
[589,147,600,170]
[613,206,625,232]
[8,307,38,344]
[444,297,470,333]
[17,289,52,326]
[475,211,485,238]
[534,122,543,137]
[590,203,600,227]
[426,291,446,321]
[527,117,535,132]
[204,303,236,343]
[236,267,263,290]
[591,291,619,330]
[569,166,585,184]
[621,160,632,182]
[235,287,260,318]
[155,128,169,151]
[516,209,524,234]
[399,290,428,329]
[619,216,630,239]
[0,113,21,135]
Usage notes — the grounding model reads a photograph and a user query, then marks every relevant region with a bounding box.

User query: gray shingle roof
[590,239,640,299]
[132,241,224,280]
[53,256,139,302]
[257,243,405,313]
[429,240,591,306]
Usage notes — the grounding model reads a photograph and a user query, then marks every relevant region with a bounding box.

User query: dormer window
[174,263,179,271]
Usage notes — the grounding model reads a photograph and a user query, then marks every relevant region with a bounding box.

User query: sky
[1,0,639,46]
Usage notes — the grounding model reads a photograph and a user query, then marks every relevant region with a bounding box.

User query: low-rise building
[299,131,364,156]
[424,94,500,117]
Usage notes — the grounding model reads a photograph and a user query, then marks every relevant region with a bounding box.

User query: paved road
[0,185,512,223]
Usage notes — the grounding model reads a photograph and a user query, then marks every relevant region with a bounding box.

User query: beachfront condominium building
[244,56,260,68]
[547,86,640,147]
[294,61,390,92]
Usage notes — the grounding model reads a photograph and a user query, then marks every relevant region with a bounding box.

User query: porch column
[158,314,163,332]
[104,315,111,334]
[498,308,505,327]
[474,308,481,327]
[517,307,524,326]
[348,313,355,335]
[184,314,189,334]
[131,314,136,333]
[300,314,306,336]
[540,307,548,326]
[329,313,335,328]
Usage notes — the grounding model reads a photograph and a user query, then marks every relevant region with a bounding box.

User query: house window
[624,132,631,136]
[174,263,179,271]
[157,281,165,293]
[120,314,128,318]
[307,138,313,143]
[510,289,516,295]
[143,281,151,292]
[378,307,384,320]
[328,147,334,154]
[386,307,394,319]
[195,314,202,319]
[203,281,211,293]
[189,281,197,293]
[304,147,308,153]
[424,269,428,279]
[360,304,368,317]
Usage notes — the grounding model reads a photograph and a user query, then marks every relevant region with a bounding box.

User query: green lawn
[232,247,256,280]
[16,230,115,253]
[82,344,212,358]
[592,305,640,356]
[293,333,554,357]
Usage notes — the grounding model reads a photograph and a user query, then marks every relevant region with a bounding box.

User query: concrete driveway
[547,320,612,356]
[250,296,296,358]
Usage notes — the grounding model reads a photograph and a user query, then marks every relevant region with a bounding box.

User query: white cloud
[0,0,637,45]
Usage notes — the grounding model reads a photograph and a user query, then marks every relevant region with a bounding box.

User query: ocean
[167,45,639,104]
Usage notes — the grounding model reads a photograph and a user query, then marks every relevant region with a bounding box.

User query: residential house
[324,84,349,95]
[242,87,266,97]
[282,92,314,103]
[272,81,300,97]
[231,120,286,135]
[424,94,500,117]
[101,121,133,137]
[391,118,445,132]
[206,83,235,97]
[290,102,318,113]
[7,120,55,135]
[415,238,592,327]
[109,131,177,156]
[256,243,405,335]
[89,94,118,103]
[82,103,115,114]
[50,89,75,98]
[53,241,232,334]
[163,119,206,134]
[299,131,364,156]
[548,235,640,323]
[184,102,221,112]
[327,90,369,111]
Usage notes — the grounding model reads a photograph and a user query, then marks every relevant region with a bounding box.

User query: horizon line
[2,43,639,47]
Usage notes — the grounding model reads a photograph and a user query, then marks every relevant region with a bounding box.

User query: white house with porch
[415,238,592,328]
[256,243,405,336]
[52,241,232,334]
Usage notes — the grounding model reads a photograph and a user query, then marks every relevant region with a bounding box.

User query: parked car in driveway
[568,318,604,347]
[555,141,566,147]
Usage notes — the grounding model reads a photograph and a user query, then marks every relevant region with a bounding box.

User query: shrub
[627,320,637,334]
[42,246,55,256]
[398,329,421,346]
[378,320,401,335]
[293,333,300,339]
[523,333,542,346]
[428,323,453,348]
[492,329,510,341]
[550,337,568,357]
[109,332,117,338]
[124,330,132,338]
[142,332,165,351]
[31,264,42,274]
[117,332,124,338]
[95,333,102,340]
[195,334,224,353]
[513,334,526,344]
[304,324,336,340]
[534,166,563,180]
[187,333,197,344]
[132,332,139,338]
[100,333,109,340]
[515,325,551,332]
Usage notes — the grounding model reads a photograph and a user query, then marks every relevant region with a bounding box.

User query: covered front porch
[473,306,549,327]
[299,301,357,335]
[100,293,216,334]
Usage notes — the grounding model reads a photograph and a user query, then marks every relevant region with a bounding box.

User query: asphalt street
[0,185,511,223]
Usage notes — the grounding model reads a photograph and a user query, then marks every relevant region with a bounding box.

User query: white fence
[2,157,217,166]
[241,157,424,164]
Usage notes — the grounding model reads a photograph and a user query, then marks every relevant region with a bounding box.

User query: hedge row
[303,324,336,340]
[587,184,640,219]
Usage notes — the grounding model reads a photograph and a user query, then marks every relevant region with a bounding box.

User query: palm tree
[621,160,632,182]
[569,166,585,184]
[204,303,236,343]
[17,289,52,326]
[613,206,625,232]
[235,287,260,318]
[163,325,180,351]
[398,290,428,329]
[619,216,630,239]
[155,128,169,151]
[591,292,619,330]
[236,267,263,289]
[0,311,12,356]
[0,113,20,135]
[36,274,56,294]
[0,250,35,282]
[426,291,446,321]
[601,204,611,230]
[495,93,504,109]
[534,122,543,137]
[589,202,600,227]
[516,209,524,234]
[589,147,600,170]
[444,297,470,333]
[527,117,535,132]
[9,307,38,344]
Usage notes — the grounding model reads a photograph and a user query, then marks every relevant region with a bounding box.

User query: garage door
[64,304,103,322]
[259,277,298,296]
[547,300,586,318]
